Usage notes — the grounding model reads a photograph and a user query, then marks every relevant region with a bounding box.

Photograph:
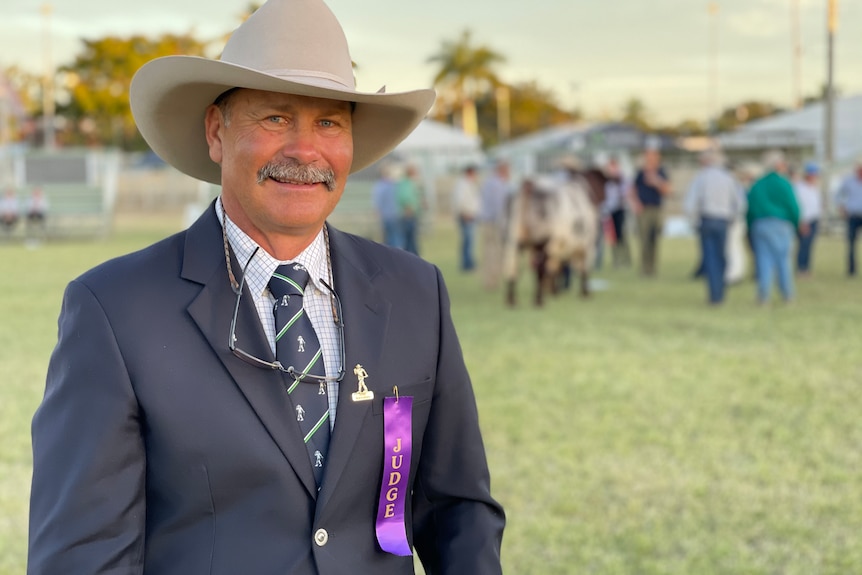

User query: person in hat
[793,161,822,277]
[27,1,505,573]
[683,149,741,305]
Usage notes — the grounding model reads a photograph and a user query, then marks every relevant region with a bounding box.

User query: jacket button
[314,528,329,547]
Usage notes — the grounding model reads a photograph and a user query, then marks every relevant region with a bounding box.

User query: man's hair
[214,88,240,125]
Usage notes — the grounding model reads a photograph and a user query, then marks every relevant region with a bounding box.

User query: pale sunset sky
[2,0,861,125]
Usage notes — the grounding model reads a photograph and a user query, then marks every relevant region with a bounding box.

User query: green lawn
[2,215,860,574]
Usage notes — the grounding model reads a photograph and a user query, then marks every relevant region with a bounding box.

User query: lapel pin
[351,364,374,402]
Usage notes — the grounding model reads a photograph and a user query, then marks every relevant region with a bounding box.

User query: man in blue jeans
[372,161,404,248]
[684,150,741,305]
[452,165,480,271]
[836,156,862,277]
[746,150,801,304]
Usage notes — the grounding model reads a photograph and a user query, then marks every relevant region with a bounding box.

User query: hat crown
[221,0,355,91]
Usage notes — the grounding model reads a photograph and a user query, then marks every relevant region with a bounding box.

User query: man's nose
[279,123,322,164]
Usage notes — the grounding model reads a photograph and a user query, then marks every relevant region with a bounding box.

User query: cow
[503,168,606,307]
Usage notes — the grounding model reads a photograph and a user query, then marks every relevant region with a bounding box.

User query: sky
[2,0,861,125]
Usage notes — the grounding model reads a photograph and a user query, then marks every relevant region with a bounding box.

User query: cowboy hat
[130,0,435,184]
[557,154,583,171]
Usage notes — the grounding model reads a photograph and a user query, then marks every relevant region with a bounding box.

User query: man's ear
[204,105,224,164]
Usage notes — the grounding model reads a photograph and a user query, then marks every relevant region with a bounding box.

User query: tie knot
[269,264,311,300]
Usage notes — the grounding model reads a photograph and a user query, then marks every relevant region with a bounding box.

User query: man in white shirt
[452,164,480,271]
[793,162,821,276]
[684,150,741,304]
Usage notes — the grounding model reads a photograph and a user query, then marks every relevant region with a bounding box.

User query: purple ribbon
[375,395,413,556]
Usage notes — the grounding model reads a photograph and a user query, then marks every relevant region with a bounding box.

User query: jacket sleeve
[29,280,146,575]
[412,268,505,575]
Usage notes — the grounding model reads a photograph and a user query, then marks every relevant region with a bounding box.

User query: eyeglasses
[227,245,346,385]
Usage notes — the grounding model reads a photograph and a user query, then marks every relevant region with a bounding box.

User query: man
[836,155,862,277]
[684,150,741,305]
[746,150,800,304]
[479,159,512,290]
[452,164,480,271]
[27,1,505,574]
[629,147,671,276]
[396,163,423,256]
[793,162,822,276]
[371,160,403,248]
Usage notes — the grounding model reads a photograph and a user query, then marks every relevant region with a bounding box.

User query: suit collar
[317,227,391,508]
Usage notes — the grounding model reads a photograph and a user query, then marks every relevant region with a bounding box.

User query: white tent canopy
[719,94,862,168]
[396,119,481,154]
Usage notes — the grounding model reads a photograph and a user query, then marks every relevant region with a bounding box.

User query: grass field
[2,214,861,574]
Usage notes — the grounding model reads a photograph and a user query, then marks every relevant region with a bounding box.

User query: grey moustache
[257,162,336,191]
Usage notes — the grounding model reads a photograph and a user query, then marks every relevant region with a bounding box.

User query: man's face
[205,89,353,249]
[644,150,660,169]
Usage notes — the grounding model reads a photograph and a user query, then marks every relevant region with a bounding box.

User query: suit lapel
[182,206,318,498]
[318,227,391,509]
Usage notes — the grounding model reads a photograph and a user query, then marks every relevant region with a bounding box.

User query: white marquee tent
[719,94,862,169]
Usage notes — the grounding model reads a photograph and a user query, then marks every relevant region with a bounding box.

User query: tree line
[2,14,822,152]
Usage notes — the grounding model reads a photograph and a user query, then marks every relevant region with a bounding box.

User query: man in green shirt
[746,150,801,304]
[397,164,423,256]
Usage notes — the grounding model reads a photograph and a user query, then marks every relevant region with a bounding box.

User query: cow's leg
[580,268,590,297]
[576,254,590,297]
[506,279,517,307]
[534,247,547,306]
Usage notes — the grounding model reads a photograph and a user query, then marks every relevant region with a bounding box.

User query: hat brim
[130,56,435,184]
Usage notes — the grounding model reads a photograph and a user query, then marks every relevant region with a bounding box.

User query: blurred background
[0,0,860,231]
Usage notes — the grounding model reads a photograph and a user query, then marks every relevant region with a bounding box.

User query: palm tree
[427,30,505,136]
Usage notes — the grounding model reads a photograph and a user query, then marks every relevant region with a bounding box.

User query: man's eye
[320,119,335,128]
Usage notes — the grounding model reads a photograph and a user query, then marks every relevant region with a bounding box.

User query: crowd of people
[370,160,425,256]
[621,148,862,306]
[373,158,514,290]
[0,186,49,238]
[372,147,862,308]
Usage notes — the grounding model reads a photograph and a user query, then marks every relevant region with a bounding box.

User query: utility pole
[823,0,838,217]
[707,2,719,133]
[495,85,510,142]
[791,0,802,108]
[41,3,56,150]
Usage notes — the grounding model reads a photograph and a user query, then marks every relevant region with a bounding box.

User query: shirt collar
[215,198,331,297]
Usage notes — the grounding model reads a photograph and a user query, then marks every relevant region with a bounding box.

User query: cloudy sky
[2,0,861,124]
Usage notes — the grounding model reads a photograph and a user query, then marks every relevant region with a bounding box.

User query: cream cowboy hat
[130,0,435,184]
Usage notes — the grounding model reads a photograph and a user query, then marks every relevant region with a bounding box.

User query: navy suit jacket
[29,204,504,574]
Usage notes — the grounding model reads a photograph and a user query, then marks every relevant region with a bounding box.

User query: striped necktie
[269,264,330,485]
